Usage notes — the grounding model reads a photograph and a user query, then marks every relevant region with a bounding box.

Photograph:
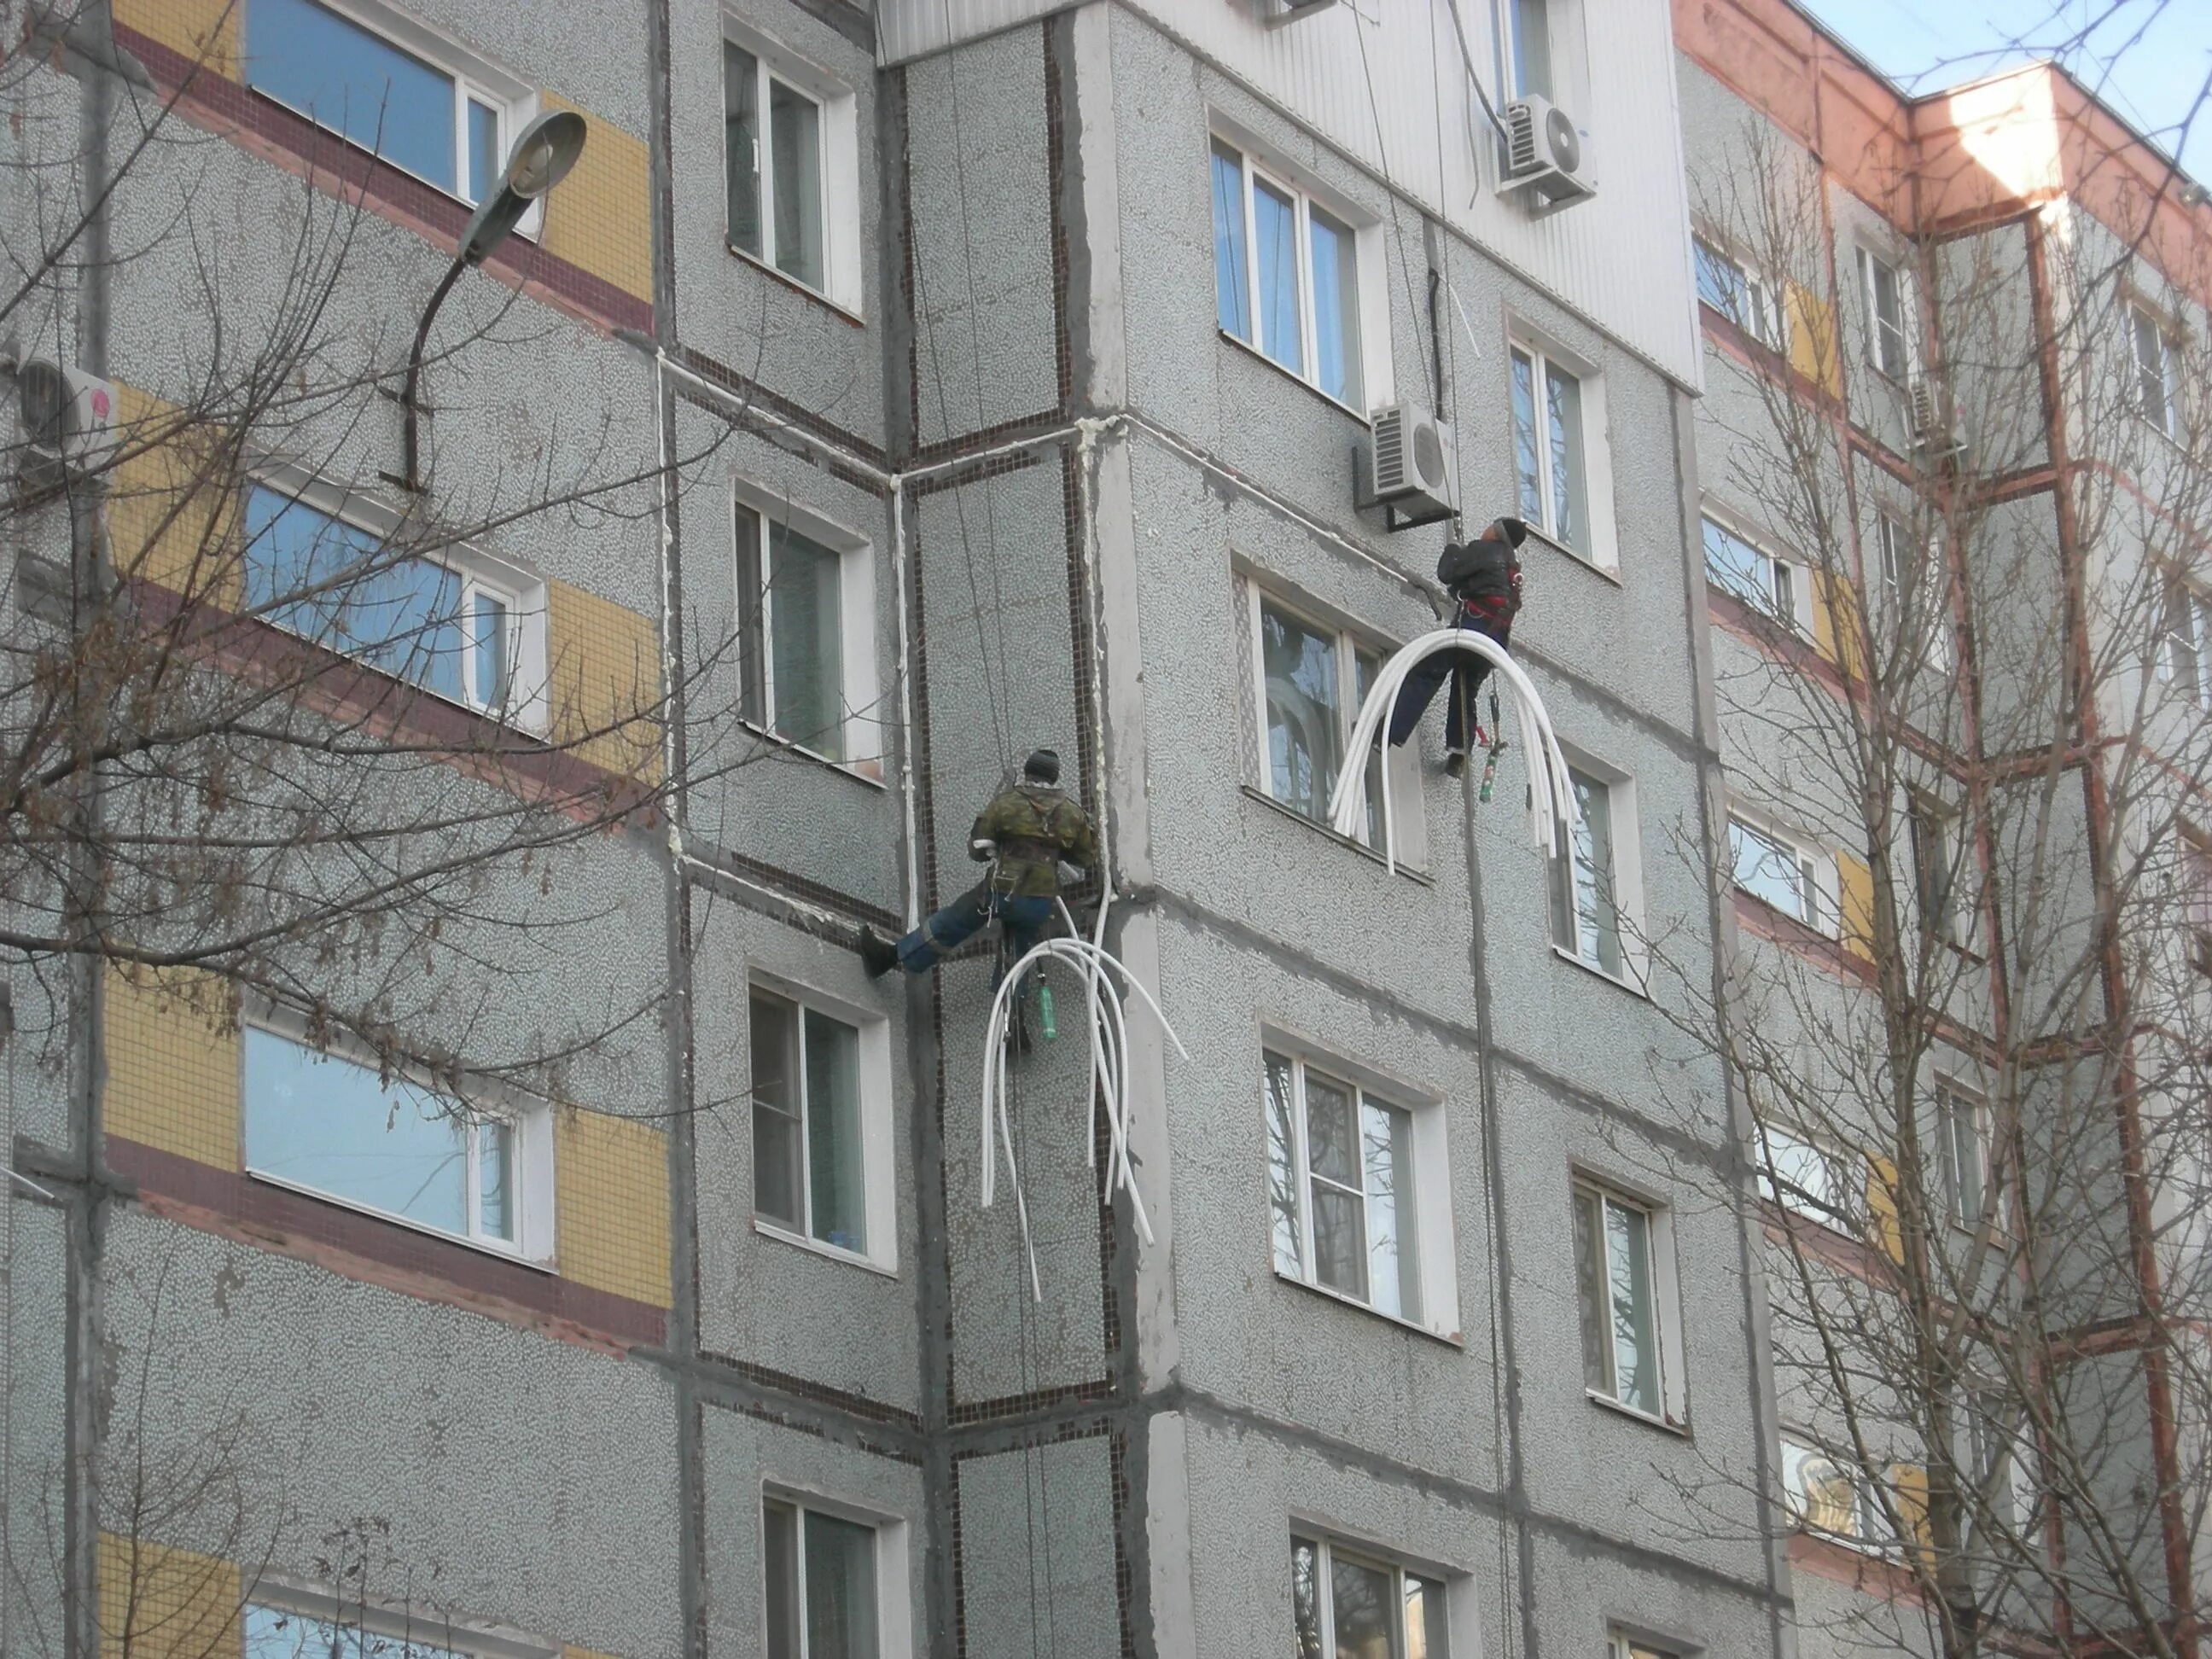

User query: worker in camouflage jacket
[862,748,1099,978]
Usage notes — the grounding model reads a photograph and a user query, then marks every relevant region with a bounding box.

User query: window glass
[1573,1183,1662,1417]
[1693,237,1773,341]
[245,0,462,193]
[750,989,870,1254]
[1404,1572,1449,1659]
[1304,1069,1367,1302]
[1265,1051,1424,1321]
[1862,249,1910,379]
[1511,347,1544,528]
[469,590,510,711]
[1703,517,1792,623]
[1210,141,1252,344]
[1543,360,1586,550]
[805,1007,866,1253]
[1550,769,1622,976]
[1360,1094,1418,1322]
[1910,803,1958,944]
[764,1499,803,1657]
[2160,581,2210,705]
[242,1026,514,1247]
[1781,1435,1862,1537]
[244,1603,466,1659]
[764,1499,880,1659]
[1310,205,1363,407]
[1511,0,1553,100]
[767,520,846,760]
[725,42,763,256]
[2131,307,2173,434]
[1330,1553,1394,1658]
[1935,1086,1987,1231]
[750,990,804,1230]
[467,99,500,200]
[1291,1538,1324,1657]
[1755,1123,1854,1227]
[770,78,826,291]
[1729,818,1813,923]
[1290,1537,1450,1659]
[1252,173,1305,375]
[1511,345,1590,550]
[1259,597,1345,823]
[1265,1050,1303,1278]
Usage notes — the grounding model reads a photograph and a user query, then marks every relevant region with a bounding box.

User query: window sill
[1522,522,1619,585]
[740,719,888,789]
[754,1217,899,1278]
[243,1168,555,1274]
[1551,943,1647,998]
[1586,1389,1690,1437]
[725,244,866,327]
[1217,329,1371,423]
[1241,783,1432,882]
[1275,1267,1461,1347]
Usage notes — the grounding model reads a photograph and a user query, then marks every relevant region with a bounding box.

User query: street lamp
[396,108,588,491]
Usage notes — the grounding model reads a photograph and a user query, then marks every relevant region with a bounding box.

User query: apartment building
[0,0,1802,1655]
[1677,1,2212,1655]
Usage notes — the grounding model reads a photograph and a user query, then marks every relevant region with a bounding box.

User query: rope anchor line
[978,890,1190,1302]
[1327,627,1582,872]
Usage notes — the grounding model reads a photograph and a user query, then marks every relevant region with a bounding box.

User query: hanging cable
[1437,0,1513,145]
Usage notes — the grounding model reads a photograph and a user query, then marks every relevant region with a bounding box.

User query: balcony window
[1694,236,1784,349]
[1702,515,1798,629]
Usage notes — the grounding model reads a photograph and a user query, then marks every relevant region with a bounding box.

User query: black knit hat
[1023,748,1062,783]
[1492,516,1530,548]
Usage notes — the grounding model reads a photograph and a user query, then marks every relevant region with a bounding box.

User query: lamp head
[457,109,588,266]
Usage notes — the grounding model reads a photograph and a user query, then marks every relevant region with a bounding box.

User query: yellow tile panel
[1836,852,1876,963]
[97,1532,243,1659]
[1809,569,1864,680]
[1784,281,1842,397]
[555,1106,672,1309]
[1865,1154,1903,1264]
[102,965,241,1171]
[545,579,663,782]
[538,94,654,306]
[108,382,243,612]
[114,0,240,81]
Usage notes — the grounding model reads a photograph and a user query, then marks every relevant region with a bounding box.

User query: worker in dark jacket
[1387,516,1528,775]
[861,748,1099,977]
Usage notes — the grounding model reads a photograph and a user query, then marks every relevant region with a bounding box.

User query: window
[1264,1049,1440,1324]
[765,1496,881,1659]
[1290,1535,1449,1659]
[2180,830,2212,976]
[734,494,880,770]
[1858,247,1914,381]
[1610,1634,1679,1659]
[1753,1121,1860,1231]
[1729,816,1832,933]
[1932,1082,1990,1232]
[1694,236,1784,349]
[1573,1180,1668,1418]
[2157,578,2212,710]
[749,987,875,1257]
[1703,515,1798,628]
[721,26,860,310]
[1908,798,1966,947]
[2127,302,2175,437]
[244,1599,472,1658]
[1875,509,1951,672]
[1506,0,1553,100]
[242,0,523,206]
[1511,341,1591,554]
[242,1024,548,1258]
[242,484,536,722]
[1780,1434,1875,1541]
[1246,585,1422,863]
[1210,137,1368,407]
[1549,767,1625,978]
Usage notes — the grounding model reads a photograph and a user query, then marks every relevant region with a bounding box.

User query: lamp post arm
[399,247,469,492]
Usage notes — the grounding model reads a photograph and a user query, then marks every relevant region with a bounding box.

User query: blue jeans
[895,884,1057,976]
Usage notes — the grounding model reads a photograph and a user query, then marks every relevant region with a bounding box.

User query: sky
[1799,0,2212,182]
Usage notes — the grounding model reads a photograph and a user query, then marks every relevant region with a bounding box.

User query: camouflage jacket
[971,783,1099,898]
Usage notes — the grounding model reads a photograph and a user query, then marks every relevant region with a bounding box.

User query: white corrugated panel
[877,0,1700,387]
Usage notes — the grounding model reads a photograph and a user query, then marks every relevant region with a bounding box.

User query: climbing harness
[1329,626,1580,872]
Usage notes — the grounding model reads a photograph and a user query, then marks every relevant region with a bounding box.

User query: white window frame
[1260,1034,1459,1340]
[1701,509,1807,633]
[2125,299,2177,439]
[1208,121,1393,414]
[721,15,864,314]
[242,0,540,222]
[244,467,551,733]
[239,1009,556,1266]
[1856,244,1918,382]
[1571,1174,1686,1427]
[1908,794,1972,948]
[1751,1119,1860,1231]
[1244,578,1427,870]
[1931,1078,1992,1234]
[1289,1531,1456,1659]
[1779,1430,1891,1549]
[1693,234,1786,351]
[1548,753,1645,988]
[2157,574,2212,711]
[1727,810,1837,935]
[732,482,883,779]
[748,972,898,1273]
[760,1485,913,1659]
[1874,508,1951,673]
[242,1579,559,1659]
[1507,325,1618,571]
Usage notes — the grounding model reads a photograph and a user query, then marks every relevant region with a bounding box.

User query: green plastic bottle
[1036,978,1057,1041]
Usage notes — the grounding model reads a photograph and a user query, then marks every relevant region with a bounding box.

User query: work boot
[859,927,901,978]
[1444,748,1468,778]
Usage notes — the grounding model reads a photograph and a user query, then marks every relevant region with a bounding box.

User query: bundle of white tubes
[978,889,1190,1301]
[1327,627,1582,873]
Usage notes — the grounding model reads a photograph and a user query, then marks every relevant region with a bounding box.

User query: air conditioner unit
[15,358,118,492]
[1261,0,1338,22]
[1907,375,1968,463]
[1359,401,1458,530]
[1498,96,1596,212]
